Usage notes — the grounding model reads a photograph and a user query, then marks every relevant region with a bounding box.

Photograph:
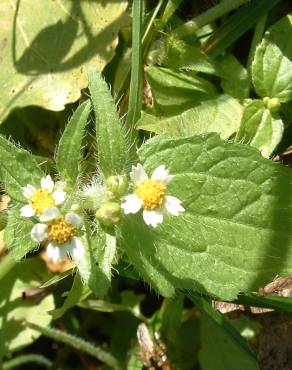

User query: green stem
[3,354,52,369]
[172,0,249,39]
[26,322,120,370]
[161,0,183,24]
[142,0,165,45]
[247,15,267,73]
[0,254,16,281]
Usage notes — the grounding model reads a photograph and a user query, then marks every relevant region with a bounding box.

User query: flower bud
[96,202,121,227]
[70,203,80,212]
[106,175,128,198]
[263,97,281,112]
[82,181,107,211]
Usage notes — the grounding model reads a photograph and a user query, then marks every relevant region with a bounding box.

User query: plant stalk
[172,0,249,39]
[0,253,16,281]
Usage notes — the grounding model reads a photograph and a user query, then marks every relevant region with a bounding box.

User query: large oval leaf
[0,0,128,122]
[118,134,292,300]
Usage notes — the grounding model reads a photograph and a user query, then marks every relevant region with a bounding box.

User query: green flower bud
[106,175,128,198]
[263,97,281,112]
[96,201,121,227]
[82,180,107,211]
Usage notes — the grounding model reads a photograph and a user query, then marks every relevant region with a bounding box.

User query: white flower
[121,164,184,227]
[20,175,66,219]
[30,210,84,263]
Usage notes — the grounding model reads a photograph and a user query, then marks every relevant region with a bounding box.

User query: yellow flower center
[135,180,166,210]
[30,189,55,215]
[48,216,76,244]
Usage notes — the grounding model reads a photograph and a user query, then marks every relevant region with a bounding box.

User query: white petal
[31,223,48,242]
[52,189,66,205]
[22,184,36,199]
[39,207,61,222]
[41,175,54,192]
[143,209,163,227]
[46,243,63,263]
[165,196,185,216]
[65,212,82,229]
[130,164,148,185]
[20,204,35,218]
[151,165,173,185]
[121,194,142,214]
[70,237,85,260]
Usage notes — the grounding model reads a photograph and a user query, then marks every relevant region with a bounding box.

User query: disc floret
[20,175,66,219]
[30,207,84,263]
[122,164,184,227]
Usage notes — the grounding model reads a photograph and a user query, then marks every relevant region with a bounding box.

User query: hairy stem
[3,354,52,369]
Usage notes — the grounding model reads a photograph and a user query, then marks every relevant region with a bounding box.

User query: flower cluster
[122,164,184,227]
[19,165,184,263]
[21,175,84,262]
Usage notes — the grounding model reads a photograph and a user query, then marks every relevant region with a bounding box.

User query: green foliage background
[0,1,292,369]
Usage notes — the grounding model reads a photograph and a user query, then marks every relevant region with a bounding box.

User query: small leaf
[0,136,43,201]
[51,274,90,319]
[56,101,91,185]
[146,67,217,112]
[89,232,117,298]
[252,15,292,102]
[218,54,250,100]
[88,70,128,177]
[236,100,284,157]
[137,95,242,140]
[41,269,74,288]
[118,133,292,300]
[162,37,221,75]
[4,206,37,260]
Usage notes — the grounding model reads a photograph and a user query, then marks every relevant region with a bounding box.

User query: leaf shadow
[247,160,292,293]
[12,0,127,75]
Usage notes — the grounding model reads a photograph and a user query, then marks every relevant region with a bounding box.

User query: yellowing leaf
[0,0,128,122]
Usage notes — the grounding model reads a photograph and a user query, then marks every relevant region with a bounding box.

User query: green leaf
[0,258,54,359]
[88,70,128,177]
[51,274,90,319]
[40,268,74,288]
[252,15,292,102]
[162,37,221,75]
[118,133,292,300]
[4,206,36,260]
[126,0,143,128]
[188,296,259,370]
[204,0,281,58]
[137,95,242,140]
[217,54,250,100]
[0,136,43,201]
[236,100,284,157]
[161,295,184,345]
[0,0,128,122]
[56,101,91,185]
[90,232,117,298]
[237,293,292,312]
[146,67,217,112]
[79,291,145,320]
